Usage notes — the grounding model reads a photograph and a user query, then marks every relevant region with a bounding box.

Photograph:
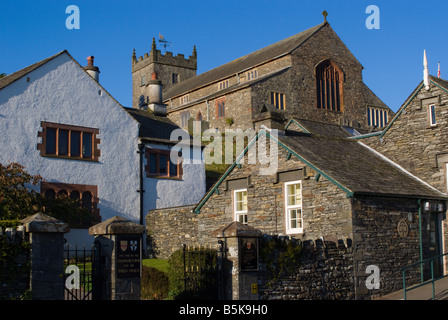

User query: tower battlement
[132,38,197,73]
[131,37,197,108]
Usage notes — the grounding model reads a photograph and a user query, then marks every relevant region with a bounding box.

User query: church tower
[132,38,197,109]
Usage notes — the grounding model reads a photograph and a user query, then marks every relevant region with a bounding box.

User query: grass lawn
[142,258,169,274]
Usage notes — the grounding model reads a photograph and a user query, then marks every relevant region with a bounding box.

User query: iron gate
[182,241,224,299]
[63,240,102,300]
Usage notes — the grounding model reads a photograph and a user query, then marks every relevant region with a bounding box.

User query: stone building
[147,118,447,298]
[132,20,391,133]
[358,73,448,270]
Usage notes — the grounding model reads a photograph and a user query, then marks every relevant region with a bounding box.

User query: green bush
[141,265,169,300]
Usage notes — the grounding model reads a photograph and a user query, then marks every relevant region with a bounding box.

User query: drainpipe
[138,143,145,225]
[418,198,423,282]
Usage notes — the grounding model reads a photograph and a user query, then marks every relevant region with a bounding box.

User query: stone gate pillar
[89,216,145,300]
[21,213,69,300]
[213,222,262,300]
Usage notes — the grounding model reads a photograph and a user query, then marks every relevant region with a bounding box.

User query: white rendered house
[0,50,206,246]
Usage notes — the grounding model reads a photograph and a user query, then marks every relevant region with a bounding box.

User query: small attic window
[218,80,229,90]
[180,94,189,105]
[246,69,258,81]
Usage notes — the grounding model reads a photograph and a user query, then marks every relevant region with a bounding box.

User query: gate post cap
[89,216,144,235]
[212,222,262,238]
[21,212,69,233]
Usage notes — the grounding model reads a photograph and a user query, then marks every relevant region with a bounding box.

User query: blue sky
[1,0,447,112]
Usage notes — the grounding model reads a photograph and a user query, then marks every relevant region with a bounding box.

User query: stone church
[132,20,391,133]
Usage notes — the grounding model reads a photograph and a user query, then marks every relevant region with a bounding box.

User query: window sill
[41,154,99,162]
[317,109,344,114]
[146,175,183,180]
[286,230,303,235]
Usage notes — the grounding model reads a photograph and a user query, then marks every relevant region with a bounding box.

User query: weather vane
[158,33,171,53]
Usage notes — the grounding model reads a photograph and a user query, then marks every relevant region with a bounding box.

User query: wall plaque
[397,219,409,238]
[240,238,259,271]
[116,235,141,278]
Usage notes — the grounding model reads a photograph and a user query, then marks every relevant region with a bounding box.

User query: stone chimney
[147,72,167,116]
[84,56,100,82]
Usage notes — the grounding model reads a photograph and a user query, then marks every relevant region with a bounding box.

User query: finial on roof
[192,45,197,58]
[322,10,328,23]
[424,49,430,90]
[151,37,157,52]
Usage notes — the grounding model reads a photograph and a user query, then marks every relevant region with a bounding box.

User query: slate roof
[164,22,326,100]
[194,121,446,213]
[277,130,446,199]
[287,118,354,138]
[430,75,448,91]
[124,108,187,144]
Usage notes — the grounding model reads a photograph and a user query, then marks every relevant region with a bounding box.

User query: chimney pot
[151,72,158,80]
[84,56,100,82]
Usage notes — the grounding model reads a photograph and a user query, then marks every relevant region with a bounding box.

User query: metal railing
[401,252,448,300]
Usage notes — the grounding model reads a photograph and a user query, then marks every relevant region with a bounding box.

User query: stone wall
[351,196,422,299]
[146,205,198,259]
[258,196,426,300]
[259,238,355,300]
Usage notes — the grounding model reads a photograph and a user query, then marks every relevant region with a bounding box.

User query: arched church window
[316,60,343,112]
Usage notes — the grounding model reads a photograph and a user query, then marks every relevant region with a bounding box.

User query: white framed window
[284,181,303,234]
[429,104,437,126]
[234,189,248,224]
[445,163,448,192]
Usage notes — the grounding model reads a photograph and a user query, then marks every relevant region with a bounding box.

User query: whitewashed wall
[0,53,141,225]
[143,143,206,214]
[0,52,207,249]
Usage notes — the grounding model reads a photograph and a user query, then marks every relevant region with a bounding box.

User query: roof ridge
[430,75,448,90]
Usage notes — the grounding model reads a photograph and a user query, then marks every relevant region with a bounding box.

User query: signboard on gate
[116,235,141,278]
